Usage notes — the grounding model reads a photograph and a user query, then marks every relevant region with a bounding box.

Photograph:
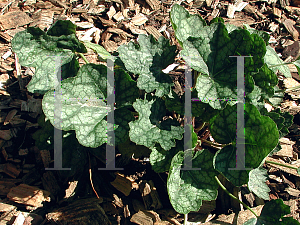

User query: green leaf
[165,89,219,121]
[252,64,278,98]
[42,64,134,148]
[212,103,279,186]
[260,108,293,138]
[118,34,176,97]
[170,4,206,45]
[47,20,77,36]
[265,45,291,78]
[243,24,270,45]
[113,108,135,145]
[244,199,300,225]
[180,22,265,109]
[129,98,184,150]
[268,86,285,107]
[114,68,139,108]
[167,149,219,214]
[248,167,270,200]
[118,138,151,159]
[82,41,115,60]
[11,24,86,93]
[150,140,183,173]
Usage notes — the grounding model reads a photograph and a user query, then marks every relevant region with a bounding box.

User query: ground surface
[0,0,300,224]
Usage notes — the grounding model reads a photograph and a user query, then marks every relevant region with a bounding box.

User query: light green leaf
[265,45,291,78]
[167,149,219,214]
[129,98,184,150]
[180,22,265,109]
[118,34,176,97]
[248,167,270,200]
[11,22,86,93]
[82,41,115,60]
[170,4,206,45]
[212,103,279,186]
[42,64,135,148]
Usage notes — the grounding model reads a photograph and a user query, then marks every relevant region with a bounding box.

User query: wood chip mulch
[0,0,300,224]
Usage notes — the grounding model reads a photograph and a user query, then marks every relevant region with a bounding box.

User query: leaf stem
[78,53,89,64]
[214,176,258,218]
[184,214,188,225]
[200,138,228,148]
[268,62,291,68]
[194,122,206,133]
[265,160,298,170]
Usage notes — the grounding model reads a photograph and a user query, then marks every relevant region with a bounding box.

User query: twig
[215,176,259,218]
[88,152,100,198]
[0,0,14,15]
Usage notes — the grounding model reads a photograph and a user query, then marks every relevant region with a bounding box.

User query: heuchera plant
[11,4,300,225]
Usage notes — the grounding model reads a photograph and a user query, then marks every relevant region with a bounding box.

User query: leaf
[212,103,279,186]
[252,64,278,98]
[260,108,293,138]
[243,24,270,45]
[118,138,151,159]
[244,199,300,225]
[167,149,219,214]
[268,86,285,107]
[129,98,184,150]
[165,89,219,121]
[265,45,291,78]
[248,167,270,200]
[179,22,265,109]
[114,68,139,108]
[82,41,115,60]
[112,108,136,145]
[47,20,77,36]
[170,4,206,45]
[118,34,176,97]
[11,23,86,93]
[42,64,135,148]
[150,140,183,173]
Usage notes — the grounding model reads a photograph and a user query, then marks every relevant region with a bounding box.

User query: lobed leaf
[43,64,137,148]
[129,98,184,150]
[118,34,176,97]
[180,22,265,109]
[212,103,279,186]
[11,21,86,93]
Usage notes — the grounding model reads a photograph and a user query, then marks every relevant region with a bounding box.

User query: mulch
[0,0,300,224]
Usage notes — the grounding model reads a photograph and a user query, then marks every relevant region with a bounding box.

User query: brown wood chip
[107,27,134,38]
[146,0,160,11]
[110,173,133,196]
[0,11,33,30]
[281,17,299,40]
[7,184,50,207]
[102,40,118,52]
[145,25,162,40]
